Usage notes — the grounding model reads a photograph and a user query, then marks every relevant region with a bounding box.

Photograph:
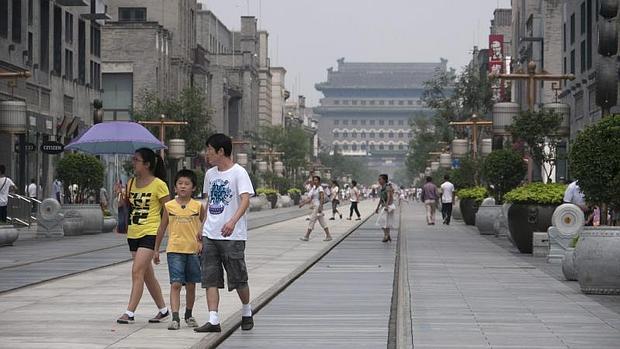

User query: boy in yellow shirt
[154,169,205,330]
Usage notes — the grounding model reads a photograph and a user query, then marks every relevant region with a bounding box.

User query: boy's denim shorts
[167,252,202,284]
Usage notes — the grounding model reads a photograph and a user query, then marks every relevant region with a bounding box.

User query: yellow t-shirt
[127,177,169,239]
[165,199,202,254]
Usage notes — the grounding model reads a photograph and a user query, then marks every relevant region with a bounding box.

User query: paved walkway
[219,215,398,349]
[405,204,620,349]
[0,205,312,293]
[0,201,376,349]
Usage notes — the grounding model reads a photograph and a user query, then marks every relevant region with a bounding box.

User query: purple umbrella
[65,121,166,155]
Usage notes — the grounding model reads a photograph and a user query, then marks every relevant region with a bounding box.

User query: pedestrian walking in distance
[116,148,170,324]
[421,176,439,225]
[347,180,362,220]
[154,169,204,330]
[299,176,333,242]
[195,134,255,333]
[440,175,455,225]
[0,165,17,223]
[329,180,343,220]
[375,174,396,242]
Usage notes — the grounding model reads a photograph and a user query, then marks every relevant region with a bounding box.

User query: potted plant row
[287,188,302,205]
[256,188,278,209]
[503,182,566,254]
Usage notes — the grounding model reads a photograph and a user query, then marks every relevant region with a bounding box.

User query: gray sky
[202,0,512,105]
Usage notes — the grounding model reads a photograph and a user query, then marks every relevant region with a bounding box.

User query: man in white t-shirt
[0,165,17,222]
[440,174,455,225]
[195,134,255,334]
[563,180,587,212]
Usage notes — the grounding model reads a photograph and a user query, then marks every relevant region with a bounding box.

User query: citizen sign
[40,141,65,154]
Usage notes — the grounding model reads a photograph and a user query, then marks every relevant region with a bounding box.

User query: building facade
[195,9,260,138]
[315,58,445,176]
[101,0,198,120]
[0,0,105,195]
[558,0,603,140]
[270,66,287,126]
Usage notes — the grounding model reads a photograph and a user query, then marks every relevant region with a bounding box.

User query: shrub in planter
[457,186,488,225]
[57,153,105,203]
[504,182,566,253]
[482,149,527,204]
[256,187,278,209]
[569,115,620,294]
[287,188,302,205]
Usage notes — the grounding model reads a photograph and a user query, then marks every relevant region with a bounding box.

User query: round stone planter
[459,199,479,226]
[0,228,19,246]
[562,249,578,281]
[102,217,118,233]
[507,204,556,253]
[575,227,620,294]
[62,204,104,236]
[452,199,463,220]
[249,196,268,211]
[476,204,502,235]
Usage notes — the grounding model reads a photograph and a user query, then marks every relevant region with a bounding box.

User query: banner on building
[488,34,505,101]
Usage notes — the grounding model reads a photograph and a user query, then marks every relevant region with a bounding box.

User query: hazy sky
[202,0,512,105]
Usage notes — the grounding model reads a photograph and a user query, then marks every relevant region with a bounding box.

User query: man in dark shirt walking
[421,176,439,225]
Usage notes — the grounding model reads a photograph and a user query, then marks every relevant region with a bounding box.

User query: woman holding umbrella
[116,148,171,324]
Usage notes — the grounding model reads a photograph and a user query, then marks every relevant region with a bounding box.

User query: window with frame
[352,144,357,151]
[379,144,384,150]
[334,119,340,125]
[388,120,394,125]
[580,40,586,73]
[379,132,384,138]
[398,132,403,138]
[398,144,404,150]
[370,132,375,138]
[379,120,384,125]
[389,132,394,138]
[570,49,575,74]
[570,13,575,44]
[370,120,375,125]
[119,7,147,22]
[334,132,339,137]
[12,0,22,43]
[343,132,348,137]
[65,12,73,44]
[64,49,73,80]
[581,2,586,34]
[361,132,366,138]
[343,120,349,125]
[91,25,101,57]
[370,145,375,150]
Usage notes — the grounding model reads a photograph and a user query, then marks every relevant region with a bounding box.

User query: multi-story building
[101,0,198,120]
[257,31,272,128]
[0,0,105,195]
[558,0,601,140]
[270,66,287,126]
[285,95,318,159]
[195,8,260,137]
[314,58,445,176]
[491,8,513,64]
[510,0,563,108]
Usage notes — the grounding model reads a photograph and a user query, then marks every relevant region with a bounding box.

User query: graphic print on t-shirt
[209,178,233,215]
[130,192,152,225]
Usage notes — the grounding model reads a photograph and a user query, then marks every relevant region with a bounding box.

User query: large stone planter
[277,195,293,208]
[493,203,511,239]
[507,204,556,253]
[249,196,268,211]
[0,226,19,246]
[476,204,502,235]
[452,198,463,220]
[459,199,479,226]
[562,249,577,281]
[575,227,620,294]
[62,204,104,236]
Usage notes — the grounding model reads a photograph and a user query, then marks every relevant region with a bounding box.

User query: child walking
[154,169,205,330]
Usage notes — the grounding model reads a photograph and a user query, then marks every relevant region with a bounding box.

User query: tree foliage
[569,115,620,212]
[57,153,104,203]
[482,149,527,203]
[508,109,563,182]
[318,152,379,186]
[133,87,212,155]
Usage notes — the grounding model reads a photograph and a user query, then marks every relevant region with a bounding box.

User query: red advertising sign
[489,34,505,101]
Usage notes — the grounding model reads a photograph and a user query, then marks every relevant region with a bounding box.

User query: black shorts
[127,235,156,252]
[201,238,248,291]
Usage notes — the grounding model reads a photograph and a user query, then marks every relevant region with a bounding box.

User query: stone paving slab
[404,203,620,349]
[0,201,375,349]
[218,220,397,348]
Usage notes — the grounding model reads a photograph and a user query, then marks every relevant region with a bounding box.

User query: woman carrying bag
[116,148,171,324]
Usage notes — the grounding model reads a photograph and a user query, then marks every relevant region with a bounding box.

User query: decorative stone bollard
[452,198,463,220]
[547,204,584,263]
[36,198,64,238]
[476,198,501,235]
[0,227,19,246]
[533,232,550,257]
[62,204,104,236]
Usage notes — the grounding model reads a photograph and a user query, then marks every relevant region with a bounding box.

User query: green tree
[57,153,104,203]
[508,109,563,182]
[482,149,527,203]
[133,87,213,155]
